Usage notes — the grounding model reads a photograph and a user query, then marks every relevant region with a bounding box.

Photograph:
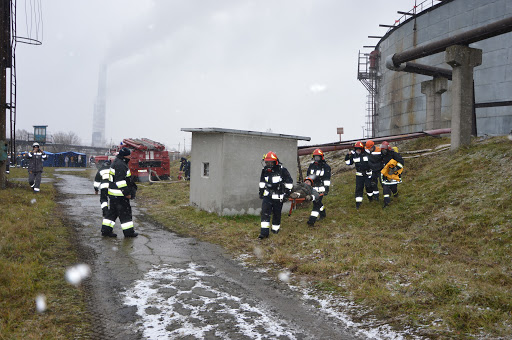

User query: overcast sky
[14,0,417,151]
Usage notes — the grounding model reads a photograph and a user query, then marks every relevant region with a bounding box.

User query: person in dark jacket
[345,141,372,209]
[365,140,383,201]
[27,142,47,192]
[306,149,331,225]
[290,176,322,226]
[258,151,293,239]
[380,141,404,208]
[94,160,111,217]
[102,148,138,238]
[180,157,191,180]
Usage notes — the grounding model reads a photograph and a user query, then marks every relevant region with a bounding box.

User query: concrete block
[497,115,512,134]
[495,106,512,118]
[430,20,449,41]
[475,84,497,102]
[476,117,496,136]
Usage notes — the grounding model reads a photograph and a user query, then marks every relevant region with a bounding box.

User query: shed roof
[181,127,311,141]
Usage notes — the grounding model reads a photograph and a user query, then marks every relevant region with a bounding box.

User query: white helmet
[32,142,40,147]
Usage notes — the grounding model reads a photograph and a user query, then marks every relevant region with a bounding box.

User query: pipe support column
[421,77,448,130]
[445,45,482,151]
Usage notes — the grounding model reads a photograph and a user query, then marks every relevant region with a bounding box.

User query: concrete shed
[181,128,311,216]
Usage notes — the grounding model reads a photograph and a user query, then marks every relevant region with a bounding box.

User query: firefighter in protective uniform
[27,142,47,192]
[306,148,331,225]
[94,160,111,217]
[380,141,404,208]
[345,141,372,209]
[365,140,383,201]
[258,151,293,239]
[102,148,138,238]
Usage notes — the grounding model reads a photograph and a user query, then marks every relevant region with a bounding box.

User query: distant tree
[15,129,30,141]
[51,131,82,152]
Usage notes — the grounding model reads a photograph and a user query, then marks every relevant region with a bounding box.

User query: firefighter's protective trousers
[383,184,398,205]
[28,171,43,192]
[355,173,373,203]
[260,197,283,238]
[102,197,135,236]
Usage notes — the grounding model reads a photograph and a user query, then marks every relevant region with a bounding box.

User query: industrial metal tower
[92,64,107,147]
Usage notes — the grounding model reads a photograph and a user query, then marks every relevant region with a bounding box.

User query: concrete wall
[189,132,298,216]
[376,0,512,136]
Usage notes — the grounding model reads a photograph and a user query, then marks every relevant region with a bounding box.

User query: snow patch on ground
[123,263,299,339]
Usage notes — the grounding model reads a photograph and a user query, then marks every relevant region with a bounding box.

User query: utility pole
[0,0,11,189]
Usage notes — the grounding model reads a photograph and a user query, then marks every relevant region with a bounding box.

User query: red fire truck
[94,138,170,181]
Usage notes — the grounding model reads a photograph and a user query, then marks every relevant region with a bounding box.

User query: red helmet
[365,140,374,149]
[312,148,324,160]
[264,151,279,165]
[380,141,390,150]
[354,141,364,149]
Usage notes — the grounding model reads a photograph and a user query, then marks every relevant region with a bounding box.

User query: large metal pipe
[297,128,450,156]
[402,62,452,80]
[389,15,512,67]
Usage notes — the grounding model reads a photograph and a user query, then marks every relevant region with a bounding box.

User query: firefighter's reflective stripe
[319,206,325,212]
[108,188,124,196]
[345,159,351,165]
[314,186,325,193]
[121,221,134,230]
[311,210,320,217]
[354,158,361,163]
[373,190,380,195]
[271,193,284,200]
[311,169,325,176]
[284,183,293,190]
[101,202,108,209]
[271,225,280,232]
[356,197,363,202]
[263,189,269,196]
[396,162,404,168]
[259,182,265,188]
[367,192,374,197]
[324,180,331,186]
[100,182,109,189]
[384,194,390,198]
[116,180,128,188]
[356,172,363,176]
[127,169,131,177]
[93,181,101,189]
[261,221,270,229]
[102,218,112,227]
[272,176,282,183]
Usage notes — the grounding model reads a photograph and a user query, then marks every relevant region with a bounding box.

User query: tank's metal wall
[376,0,512,136]
[189,132,298,216]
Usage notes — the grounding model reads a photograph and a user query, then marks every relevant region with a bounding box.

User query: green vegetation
[1,167,90,339]
[138,136,512,338]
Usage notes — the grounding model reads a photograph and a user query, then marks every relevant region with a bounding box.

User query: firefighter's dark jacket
[306,160,331,195]
[94,163,110,192]
[108,157,137,198]
[345,150,370,175]
[259,164,293,200]
[381,150,404,170]
[366,147,383,171]
[27,151,47,172]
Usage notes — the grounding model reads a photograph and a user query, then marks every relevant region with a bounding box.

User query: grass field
[138,136,512,339]
[0,167,90,339]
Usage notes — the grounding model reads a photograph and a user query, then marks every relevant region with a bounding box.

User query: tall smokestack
[92,64,107,147]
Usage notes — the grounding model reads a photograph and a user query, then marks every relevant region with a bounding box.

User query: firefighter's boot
[319,210,327,220]
[356,202,362,210]
[124,229,138,238]
[374,194,379,201]
[101,225,117,238]
[307,216,316,226]
[367,195,373,202]
[258,228,269,239]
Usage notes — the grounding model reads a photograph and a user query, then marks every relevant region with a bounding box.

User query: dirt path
[56,174,368,339]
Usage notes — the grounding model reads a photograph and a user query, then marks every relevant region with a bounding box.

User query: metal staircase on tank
[8,0,17,158]
[357,50,379,139]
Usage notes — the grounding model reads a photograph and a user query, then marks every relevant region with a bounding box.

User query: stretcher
[287,193,323,216]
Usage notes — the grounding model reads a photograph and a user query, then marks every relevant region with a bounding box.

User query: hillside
[138,136,512,339]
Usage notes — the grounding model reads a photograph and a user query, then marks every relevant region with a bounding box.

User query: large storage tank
[373,0,512,136]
